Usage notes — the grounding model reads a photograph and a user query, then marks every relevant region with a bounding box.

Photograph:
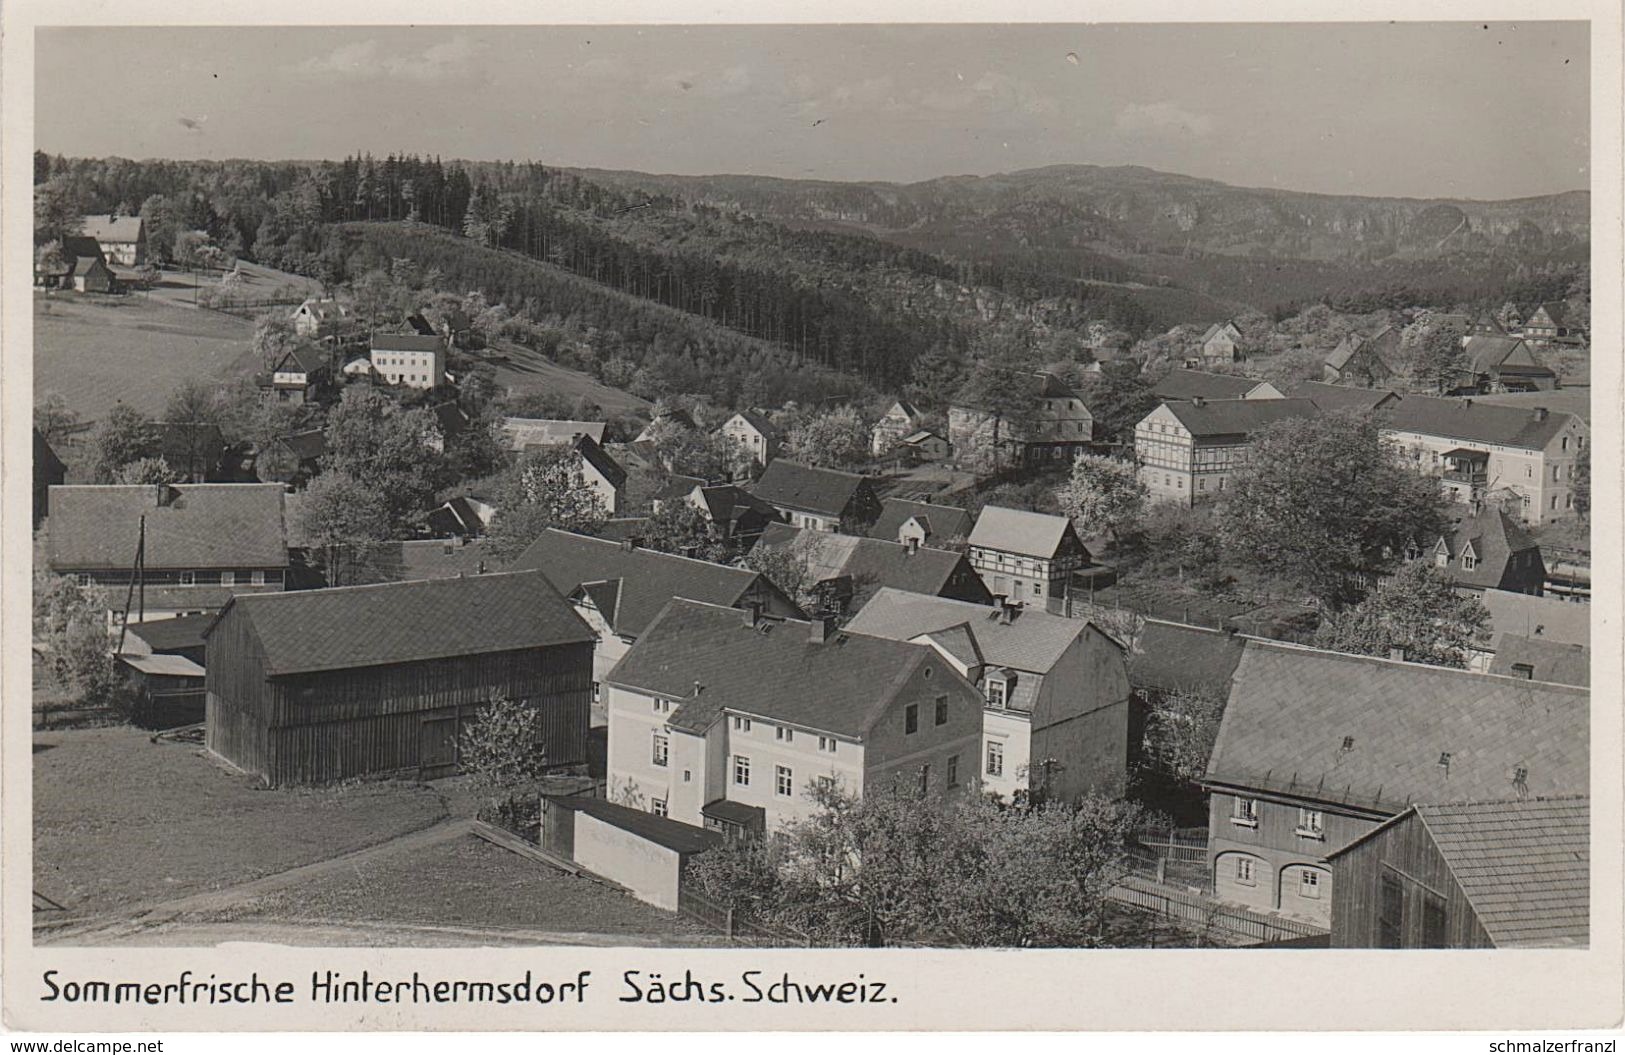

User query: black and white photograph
[5,5,1621,1038]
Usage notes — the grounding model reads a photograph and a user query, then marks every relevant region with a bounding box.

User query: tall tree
[33,177,84,243]
[782,406,871,470]
[1313,562,1490,669]
[1055,453,1147,544]
[322,386,445,530]
[33,392,81,447]
[484,445,609,561]
[296,471,392,586]
[89,404,160,482]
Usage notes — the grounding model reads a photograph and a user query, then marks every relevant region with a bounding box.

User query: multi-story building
[1382,395,1587,523]
[717,410,781,468]
[268,345,328,405]
[750,459,883,534]
[1134,397,1318,506]
[1322,328,1398,386]
[604,599,985,837]
[368,333,446,390]
[1405,505,1546,596]
[79,214,146,266]
[289,298,350,339]
[964,505,1093,615]
[870,497,973,550]
[1192,321,1245,367]
[847,588,1132,804]
[1455,336,1558,393]
[948,371,1093,469]
[1520,301,1578,347]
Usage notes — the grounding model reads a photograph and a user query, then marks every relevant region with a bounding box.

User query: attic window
[1461,551,1478,571]
[1513,766,1529,784]
[1510,663,1535,680]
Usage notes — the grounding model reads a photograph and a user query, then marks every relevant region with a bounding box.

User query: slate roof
[501,418,607,452]
[692,484,777,528]
[846,587,1092,675]
[548,794,719,855]
[1289,381,1402,414]
[1432,506,1541,590]
[1154,369,1268,402]
[871,498,973,545]
[512,529,784,637]
[758,524,991,608]
[1384,395,1577,451]
[1463,336,1552,378]
[607,598,944,739]
[124,612,218,655]
[1205,640,1588,815]
[967,505,1085,560]
[1479,591,1590,648]
[47,484,288,571]
[1325,327,1400,372]
[1127,620,1247,696]
[572,434,627,489]
[369,333,445,353]
[352,539,495,584]
[275,429,327,464]
[1330,797,1590,948]
[1489,635,1589,688]
[751,460,868,518]
[1160,398,1319,439]
[80,214,144,243]
[208,570,592,677]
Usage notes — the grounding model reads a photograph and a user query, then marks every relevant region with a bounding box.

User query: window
[1526,465,1534,478]
[1232,798,1259,827]
[1434,550,1449,568]
[651,799,667,818]
[1299,869,1321,899]
[683,769,692,783]
[251,570,266,586]
[1551,495,1559,511]
[775,726,793,743]
[220,571,237,587]
[818,736,837,753]
[934,696,948,726]
[986,741,1004,777]
[652,734,669,767]
[775,765,793,797]
[652,698,662,712]
[179,571,196,586]
[918,764,930,794]
[733,755,751,786]
[733,716,752,732]
[1553,465,1562,481]
[1296,808,1324,838]
[1461,552,1478,571]
[1379,873,1405,948]
[905,703,919,735]
[1032,581,1043,597]
[947,754,960,787]
[986,679,1007,709]
[1234,857,1256,885]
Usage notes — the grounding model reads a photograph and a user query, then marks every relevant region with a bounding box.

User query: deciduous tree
[89,404,160,482]
[1313,561,1490,668]
[782,406,871,470]
[322,386,445,530]
[1055,453,1147,544]
[296,471,392,586]
[484,445,609,561]
[459,693,550,831]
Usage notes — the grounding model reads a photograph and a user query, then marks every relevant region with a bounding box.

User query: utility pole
[114,515,146,655]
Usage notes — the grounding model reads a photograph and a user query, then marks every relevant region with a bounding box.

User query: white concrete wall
[572,812,684,912]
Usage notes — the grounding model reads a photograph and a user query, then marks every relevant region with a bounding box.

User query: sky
[35,22,1590,200]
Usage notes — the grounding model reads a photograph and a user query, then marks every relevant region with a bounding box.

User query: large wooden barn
[203,570,596,786]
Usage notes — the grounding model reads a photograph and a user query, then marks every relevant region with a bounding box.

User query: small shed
[117,652,207,728]
[544,795,720,911]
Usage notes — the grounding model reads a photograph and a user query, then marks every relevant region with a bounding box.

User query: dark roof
[1384,395,1578,451]
[429,402,470,437]
[703,799,767,827]
[692,484,777,527]
[406,313,436,336]
[751,460,868,518]
[1433,506,1540,590]
[595,517,652,543]
[607,598,942,739]
[724,410,780,440]
[966,505,1086,560]
[870,498,973,545]
[1128,620,1247,696]
[1531,301,1571,327]
[1479,591,1590,648]
[124,612,218,655]
[654,474,709,504]
[512,529,781,637]
[209,570,592,677]
[502,418,607,450]
[153,422,226,472]
[1160,398,1319,438]
[1463,336,1551,377]
[370,333,445,353]
[846,587,1100,674]
[572,434,627,489]
[61,235,106,262]
[277,429,327,462]
[1288,381,1402,414]
[548,795,720,854]
[758,524,991,608]
[1206,640,1588,814]
[274,344,326,375]
[353,539,495,584]
[34,429,67,483]
[1489,635,1589,687]
[1330,797,1589,948]
[1153,369,1269,402]
[47,484,288,571]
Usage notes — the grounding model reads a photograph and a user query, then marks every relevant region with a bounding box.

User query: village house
[1192,321,1245,367]
[334,537,495,587]
[1287,381,1402,414]
[567,435,627,515]
[500,425,625,514]
[1469,311,1508,339]
[1406,504,1545,596]
[717,410,781,468]
[1326,796,1588,948]
[1153,369,1283,403]
[262,429,327,485]
[679,483,781,545]
[604,598,986,837]
[893,429,952,464]
[425,494,495,539]
[757,523,994,615]
[369,333,446,390]
[1382,395,1587,523]
[1476,590,1590,687]
[46,483,288,622]
[871,400,925,455]
[500,418,607,453]
[290,298,351,340]
[749,459,883,533]
[267,344,328,405]
[152,422,229,483]
[1134,397,1318,506]
[1455,336,1559,393]
[511,529,802,690]
[1322,328,1398,386]
[1202,639,1588,928]
[846,588,1132,804]
[634,405,698,443]
[948,371,1093,469]
[870,497,974,550]
[203,571,595,786]
[965,505,1094,615]
[66,251,116,293]
[1520,301,1578,347]
[80,214,146,266]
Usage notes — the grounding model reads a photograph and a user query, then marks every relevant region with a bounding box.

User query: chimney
[1460,398,1473,408]
[741,601,761,628]
[998,600,1018,626]
[1388,646,1406,662]
[992,593,1008,609]
[1532,407,1549,422]
[1191,396,1205,407]
[808,614,838,644]
[620,537,636,552]
[692,680,704,698]
[152,483,180,508]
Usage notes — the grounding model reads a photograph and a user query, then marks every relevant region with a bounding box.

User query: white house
[717,411,780,467]
[290,298,351,339]
[369,333,446,390]
[871,400,924,456]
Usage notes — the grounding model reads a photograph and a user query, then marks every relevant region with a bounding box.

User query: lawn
[487,339,652,417]
[33,727,447,917]
[33,293,261,424]
[233,833,710,941]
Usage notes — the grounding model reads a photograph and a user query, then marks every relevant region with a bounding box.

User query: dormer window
[1461,547,1478,571]
[985,674,1011,709]
[1434,542,1450,568]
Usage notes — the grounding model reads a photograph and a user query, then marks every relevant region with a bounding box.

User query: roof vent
[1340,736,1355,752]
[1533,407,1549,421]
[1437,751,1452,769]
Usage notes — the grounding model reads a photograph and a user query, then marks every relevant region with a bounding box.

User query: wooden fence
[1107,874,1327,946]
[676,886,813,947]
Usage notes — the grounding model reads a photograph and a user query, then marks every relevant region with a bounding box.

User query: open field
[116,258,323,313]
[34,293,261,423]
[487,339,652,416]
[34,727,447,917]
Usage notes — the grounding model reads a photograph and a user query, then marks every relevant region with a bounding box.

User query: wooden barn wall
[1330,813,1492,949]
[260,642,593,786]
[203,607,271,778]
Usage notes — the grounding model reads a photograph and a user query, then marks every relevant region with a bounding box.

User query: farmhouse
[1134,397,1318,506]
[1520,301,1579,347]
[846,588,1132,804]
[1407,505,1545,596]
[203,570,595,786]
[80,214,146,266]
[1322,328,1397,386]
[757,523,994,615]
[750,459,882,533]
[1456,336,1558,394]
[965,505,1093,614]
[717,410,781,467]
[1193,321,1245,367]
[870,400,924,455]
[369,333,446,390]
[290,298,350,339]
[949,371,1093,469]
[870,497,973,549]
[268,345,328,405]
[679,483,781,544]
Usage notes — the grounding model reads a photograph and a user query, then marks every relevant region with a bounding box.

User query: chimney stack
[741,601,762,628]
[809,613,838,644]
[1533,407,1549,422]
[1191,396,1205,407]
[998,600,1018,625]
[904,537,920,555]
[620,537,636,552]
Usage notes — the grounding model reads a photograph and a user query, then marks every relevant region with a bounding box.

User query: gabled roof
[692,483,776,527]
[846,587,1096,675]
[46,484,288,571]
[369,333,445,353]
[1153,369,1267,402]
[1127,620,1247,696]
[512,529,788,637]
[1158,397,1319,438]
[883,400,922,421]
[871,498,973,545]
[1471,311,1507,336]
[1489,635,1589,687]
[61,236,106,263]
[758,524,991,608]
[34,429,67,482]
[277,429,327,462]
[80,214,144,243]
[1325,328,1399,372]
[1205,640,1588,815]
[571,434,627,489]
[208,570,592,677]
[1330,797,1589,948]
[1463,336,1548,376]
[501,418,607,451]
[722,409,780,440]
[913,622,984,672]
[1384,395,1579,451]
[294,298,349,322]
[1429,505,1540,590]
[1288,381,1402,414]
[1198,321,1240,344]
[406,313,437,336]
[751,460,869,518]
[1530,301,1570,327]
[1479,591,1590,648]
[124,612,218,655]
[607,598,949,739]
[273,344,326,375]
[967,505,1086,561]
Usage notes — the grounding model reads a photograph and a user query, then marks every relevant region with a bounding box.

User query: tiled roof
[758,524,991,609]
[1206,640,1588,814]
[1288,381,1402,414]
[351,539,495,584]
[846,587,1093,674]
[967,505,1084,560]
[1154,369,1267,402]
[654,474,708,503]
[595,517,651,543]
[572,434,627,489]
[751,460,868,518]
[47,484,288,571]
[1160,397,1319,438]
[548,795,719,854]
[1127,620,1247,696]
[500,418,607,452]
[209,570,592,677]
[607,598,942,739]
[1479,591,1590,648]
[1432,506,1540,590]
[124,612,218,654]
[370,333,445,353]
[1489,635,1589,687]
[1384,395,1578,450]
[511,529,783,637]
[80,214,143,243]
[871,498,973,545]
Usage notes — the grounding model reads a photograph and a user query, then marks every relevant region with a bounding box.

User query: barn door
[419,713,460,779]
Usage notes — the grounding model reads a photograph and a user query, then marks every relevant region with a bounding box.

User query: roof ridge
[542,528,755,576]
[234,567,544,602]
[1239,637,1591,692]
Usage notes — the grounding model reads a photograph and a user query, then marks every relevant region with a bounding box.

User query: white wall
[981,707,1031,802]
[572,812,684,911]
